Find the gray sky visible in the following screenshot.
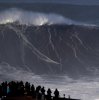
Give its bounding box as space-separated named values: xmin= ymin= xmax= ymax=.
xmin=0 ymin=0 xmax=99 ymax=5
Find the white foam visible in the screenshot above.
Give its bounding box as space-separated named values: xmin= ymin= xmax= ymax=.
xmin=0 ymin=8 xmax=78 ymax=26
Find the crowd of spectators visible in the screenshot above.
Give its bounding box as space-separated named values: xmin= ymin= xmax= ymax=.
xmin=0 ymin=81 xmax=61 ymax=100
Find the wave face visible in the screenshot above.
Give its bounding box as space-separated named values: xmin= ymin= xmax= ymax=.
xmin=0 ymin=20 xmax=99 ymax=76
xmin=0 ymin=3 xmax=99 ymax=100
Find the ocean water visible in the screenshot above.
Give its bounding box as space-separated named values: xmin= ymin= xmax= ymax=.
xmin=0 ymin=2 xmax=99 ymax=100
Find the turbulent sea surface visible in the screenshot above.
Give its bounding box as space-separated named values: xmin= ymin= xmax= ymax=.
xmin=0 ymin=2 xmax=99 ymax=100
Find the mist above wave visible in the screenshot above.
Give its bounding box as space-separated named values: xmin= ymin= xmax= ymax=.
xmin=0 ymin=8 xmax=83 ymax=26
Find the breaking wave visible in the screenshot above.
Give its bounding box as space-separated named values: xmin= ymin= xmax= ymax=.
xmin=0 ymin=8 xmax=93 ymax=26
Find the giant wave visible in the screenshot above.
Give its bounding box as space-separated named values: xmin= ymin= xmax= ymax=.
xmin=0 ymin=7 xmax=99 ymax=100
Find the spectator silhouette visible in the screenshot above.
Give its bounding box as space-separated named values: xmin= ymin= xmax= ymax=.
xmin=2 ymin=81 xmax=7 ymax=97
xmin=31 ymin=84 xmax=36 ymax=98
xmin=54 ymin=89 xmax=59 ymax=100
xmin=63 ymin=94 xmax=65 ymax=100
xmin=25 ymin=82 xmax=30 ymax=95
xmin=41 ymin=87 xmax=45 ymax=95
xmin=46 ymin=88 xmax=52 ymax=100
xmin=36 ymin=86 xmax=41 ymax=100
xmin=19 ymin=81 xmax=24 ymax=96
xmin=0 ymin=84 xmax=2 ymax=98
xmin=41 ymin=87 xmax=45 ymax=100
xmin=68 ymin=95 xmax=71 ymax=99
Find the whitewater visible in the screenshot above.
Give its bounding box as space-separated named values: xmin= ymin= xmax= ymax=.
xmin=0 ymin=8 xmax=96 ymax=27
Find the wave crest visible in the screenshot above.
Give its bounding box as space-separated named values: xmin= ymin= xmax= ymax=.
xmin=0 ymin=8 xmax=79 ymax=26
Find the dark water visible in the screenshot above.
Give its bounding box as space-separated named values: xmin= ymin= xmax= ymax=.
xmin=0 ymin=3 xmax=99 ymax=100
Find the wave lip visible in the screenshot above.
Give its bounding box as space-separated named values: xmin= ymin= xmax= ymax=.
xmin=0 ymin=8 xmax=84 ymax=26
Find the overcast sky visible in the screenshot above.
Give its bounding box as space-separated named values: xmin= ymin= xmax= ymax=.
xmin=0 ymin=0 xmax=99 ymax=5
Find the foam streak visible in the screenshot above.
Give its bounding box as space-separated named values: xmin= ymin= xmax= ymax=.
xmin=6 ymin=24 xmax=59 ymax=64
